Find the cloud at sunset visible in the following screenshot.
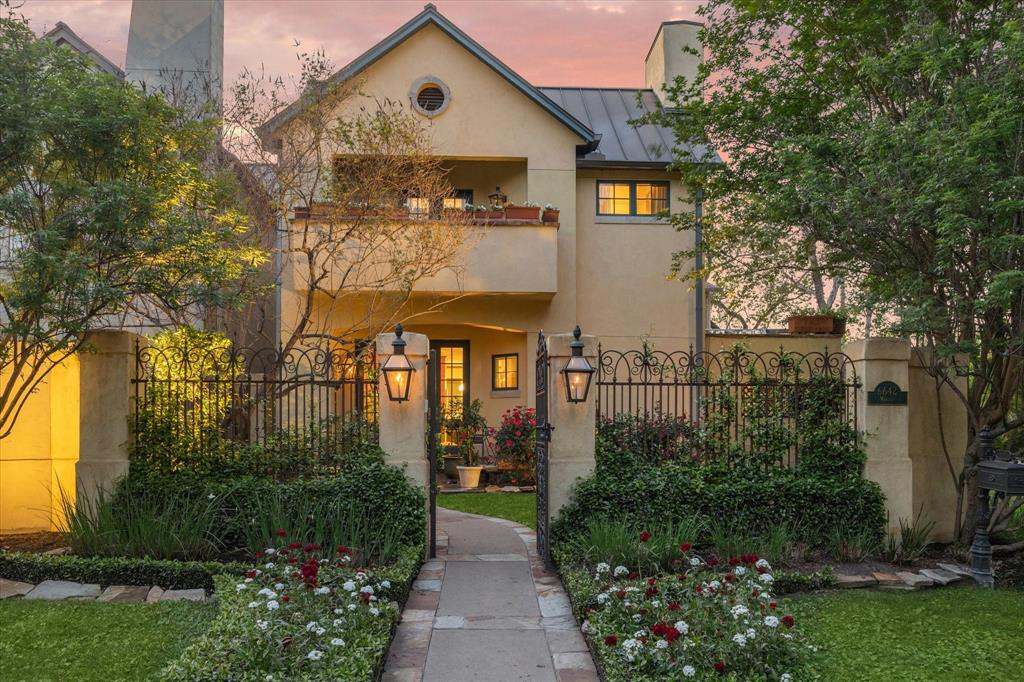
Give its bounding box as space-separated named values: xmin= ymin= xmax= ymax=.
xmin=18 ymin=0 xmax=701 ymax=89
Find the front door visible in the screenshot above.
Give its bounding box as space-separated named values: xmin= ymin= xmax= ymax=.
xmin=430 ymin=340 xmax=470 ymax=444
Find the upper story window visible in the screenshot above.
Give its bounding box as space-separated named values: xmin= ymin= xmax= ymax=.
xmin=410 ymin=76 xmax=452 ymax=118
xmin=492 ymin=353 xmax=519 ymax=391
xmin=597 ymin=180 xmax=670 ymax=217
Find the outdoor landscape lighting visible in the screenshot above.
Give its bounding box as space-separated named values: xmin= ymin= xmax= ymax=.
xmin=560 ymin=325 xmax=595 ymax=403
xmin=381 ymin=324 xmax=415 ymax=401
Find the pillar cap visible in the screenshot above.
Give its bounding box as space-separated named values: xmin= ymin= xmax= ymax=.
xmin=547 ymin=330 xmax=598 ymax=357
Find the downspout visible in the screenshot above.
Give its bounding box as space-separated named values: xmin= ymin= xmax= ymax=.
xmin=694 ymin=188 xmax=704 ymax=356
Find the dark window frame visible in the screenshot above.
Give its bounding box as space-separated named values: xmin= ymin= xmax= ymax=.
xmin=595 ymin=179 xmax=670 ymax=217
xmin=491 ymin=353 xmax=519 ymax=391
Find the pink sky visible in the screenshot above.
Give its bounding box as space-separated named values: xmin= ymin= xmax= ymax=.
xmin=20 ymin=0 xmax=701 ymax=88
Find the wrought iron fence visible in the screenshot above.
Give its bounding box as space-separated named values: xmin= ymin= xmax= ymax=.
xmin=595 ymin=345 xmax=860 ymax=468
xmin=132 ymin=340 xmax=378 ymax=477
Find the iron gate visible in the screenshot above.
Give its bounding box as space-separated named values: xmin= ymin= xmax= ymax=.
xmin=427 ymin=348 xmax=441 ymax=558
xmin=535 ymin=330 xmax=553 ymax=567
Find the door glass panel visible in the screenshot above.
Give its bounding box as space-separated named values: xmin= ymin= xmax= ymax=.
xmin=438 ymin=344 xmax=467 ymax=445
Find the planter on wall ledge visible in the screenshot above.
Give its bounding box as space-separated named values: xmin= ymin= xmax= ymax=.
xmin=831 ymin=318 xmax=847 ymax=335
xmin=456 ymin=465 xmax=483 ymax=488
xmin=504 ymin=206 xmax=541 ymax=221
xmin=472 ymin=210 xmax=505 ymax=221
xmin=542 ymin=209 xmax=560 ymax=223
xmin=787 ymin=315 xmax=835 ymax=334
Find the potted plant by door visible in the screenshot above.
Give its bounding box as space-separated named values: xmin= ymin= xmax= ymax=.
xmin=442 ymin=445 xmax=462 ymax=480
xmin=541 ymin=203 xmax=560 ymax=223
xmin=471 ymin=204 xmax=504 ymax=222
xmin=504 ymin=201 xmax=541 ymax=221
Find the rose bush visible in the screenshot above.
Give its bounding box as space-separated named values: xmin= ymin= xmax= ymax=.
xmin=489 ymin=406 xmax=536 ymax=484
xmin=577 ymin=532 xmax=810 ymax=681
xmin=162 ymin=534 xmax=420 ymax=681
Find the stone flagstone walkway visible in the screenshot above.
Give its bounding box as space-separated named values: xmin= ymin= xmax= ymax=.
xmin=382 ymin=508 xmax=597 ymax=682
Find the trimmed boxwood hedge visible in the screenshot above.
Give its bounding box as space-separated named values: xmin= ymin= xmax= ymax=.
xmin=552 ymin=463 xmax=886 ymax=547
xmin=0 ymin=552 xmax=248 ymax=590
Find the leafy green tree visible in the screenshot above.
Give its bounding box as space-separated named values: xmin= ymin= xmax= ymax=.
xmin=652 ymin=0 xmax=1024 ymax=543
xmin=0 ymin=12 xmax=264 ymax=439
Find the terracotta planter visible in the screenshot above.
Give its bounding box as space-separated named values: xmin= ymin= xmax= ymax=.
xmin=293 ymin=206 xmax=311 ymax=219
xmin=387 ymin=207 xmax=410 ymax=220
xmin=456 ymin=465 xmax=483 ymax=488
xmin=542 ymin=209 xmax=560 ymax=223
xmin=787 ymin=315 xmax=834 ymax=334
xmin=504 ymin=206 xmax=541 ymax=221
xmin=831 ymin=318 xmax=847 ymax=335
xmin=472 ymin=210 xmax=504 ymax=222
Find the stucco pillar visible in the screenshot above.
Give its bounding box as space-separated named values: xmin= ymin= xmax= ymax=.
xmin=846 ymin=338 xmax=914 ymax=534
xmin=545 ymin=330 xmax=598 ymax=520
xmin=76 ymin=330 xmax=140 ymax=508
xmin=376 ymin=330 xmax=430 ymax=550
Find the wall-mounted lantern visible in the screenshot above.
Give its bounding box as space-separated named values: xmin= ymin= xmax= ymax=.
xmin=560 ymin=325 xmax=595 ymax=403
xmin=488 ymin=185 xmax=508 ymax=208
xmin=381 ymin=323 xmax=415 ymax=402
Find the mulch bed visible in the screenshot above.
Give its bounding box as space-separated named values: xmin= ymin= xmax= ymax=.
xmin=0 ymin=532 xmax=66 ymax=554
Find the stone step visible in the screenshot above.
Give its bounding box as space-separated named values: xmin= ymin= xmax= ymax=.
xmin=98 ymin=585 xmax=150 ymax=603
xmin=937 ymin=562 xmax=972 ymax=578
xmin=871 ymin=572 xmax=904 ymax=587
xmin=0 ymin=578 xmax=34 ymax=599
xmin=896 ymin=572 xmax=935 ymax=589
xmin=161 ymin=588 xmax=207 ymax=602
xmin=146 ymin=586 xmax=165 ymax=603
xmin=24 ymin=580 xmax=101 ymax=600
xmin=836 ymin=574 xmax=877 ymax=588
xmin=919 ymin=568 xmax=962 ymax=586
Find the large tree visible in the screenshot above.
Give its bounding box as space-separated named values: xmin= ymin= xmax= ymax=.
xmin=0 ymin=12 xmax=263 ymax=439
xmin=654 ymin=0 xmax=1024 ymax=544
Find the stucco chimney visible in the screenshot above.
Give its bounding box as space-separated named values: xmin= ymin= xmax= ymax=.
xmin=125 ymin=0 xmax=224 ymax=117
xmin=644 ymin=20 xmax=703 ymax=105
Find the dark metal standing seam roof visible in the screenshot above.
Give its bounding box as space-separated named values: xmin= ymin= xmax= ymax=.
xmin=540 ymin=87 xmax=712 ymax=166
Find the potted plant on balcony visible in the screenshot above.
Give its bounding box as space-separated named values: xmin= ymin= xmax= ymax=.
xmin=471 ymin=204 xmax=504 ymax=222
xmin=786 ymin=307 xmax=848 ymax=334
xmin=452 ymin=399 xmax=487 ymax=488
xmin=541 ymin=203 xmax=560 ymax=223
xmin=504 ymin=201 xmax=541 ymax=221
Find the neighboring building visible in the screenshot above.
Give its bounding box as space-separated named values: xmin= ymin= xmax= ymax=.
xmin=41 ymin=21 xmax=124 ymax=78
xmin=259 ymin=4 xmax=710 ymax=427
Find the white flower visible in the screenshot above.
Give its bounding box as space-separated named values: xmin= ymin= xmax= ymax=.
xmin=315 ymin=627 xmax=326 ymax=636
xmin=632 ymin=614 xmax=642 ymax=622
xmin=580 ymin=620 xmax=591 ymax=634
xmin=248 ymin=601 xmax=260 ymax=609
xmin=746 ymin=628 xmax=757 ymax=639
xmin=236 ymin=583 xmax=248 ymax=592
xmin=258 ymin=588 xmax=277 ymax=599
xmin=369 ymin=607 xmax=380 ymax=616
xmin=314 ymin=586 xmax=330 ymax=595
xmin=622 ymin=639 xmax=642 ymax=652
xmin=256 ymin=620 xmax=269 ymax=630
xmin=264 ymin=562 xmax=275 ymax=569
xmin=334 ymin=608 xmax=344 ymax=615
xmin=650 ymin=600 xmax=661 ymax=608
xmin=381 ymin=580 xmax=391 ymax=589
xmin=597 ymin=593 xmax=610 ymax=604
xmin=207 ymin=493 xmax=215 ymax=499
xmin=674 ymin=621 xmax=689 ymax=635
xmin=656 ymin=639 xmax=669 ymax=649
xmin=781 ymin=675 xmax=792 ymax=682
xmin=266 ymin=600 xmax=279 ymax=610
xmin=755 ymin=558 xmax=771 ymax=570
xmin=274 ymin=582 xmax=285 ymax=591
xmin=689 ymin=557 xmax=701 ymax=566
xmin=306 ymin=650 xmax=324 ymax=661
xmin=733 ymin=633 xmax=747 ymax=647
xmin=710 ymin=580 xmax=721 ymax=590
xmin=614 ymin=565 xmax=629 ymax=577
xmin=682 ymin=665 xmax=696 ymax=677
xmin=764 ymin=616 xmax=780 ymax=628
xmin=731 ymin=605 xmax=750 ymax=618
xmin=306 ymin=621 xmax=320 ymax=632
xmin=332 ymin=618 xmax=345 ymax=627
xmin=342 ymin=581 xmax=356 ymax=592
xmin=265 ymin=549 xmax=275 ymax=555
xmin=265 ymin=675 xmax=273 ymax=681
xmin=347 ymin=604 xmax=357 ymax=611
xmin=359 ymin=585 xmax=374 ymax=594
xmin=735 ymin=566 xmax=747 ymax=576
xmin=595 ymin=562 xmax=610 ymax=574
xmin=331 ymin=638 xmax=345 ymax=646
xmin=759 ymin=573 xmax=775 ymax=584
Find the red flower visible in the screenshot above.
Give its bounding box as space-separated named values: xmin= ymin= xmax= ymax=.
xmin=724 ymin=573 xmax=734 ymax=583
xmin=254 ymin=551 xmax=264 ymax=559
xmin=604 ymin=635 xmax=617 ymax=646
xmin=644 ymin=586 xmax=658 ymax=598
xmin=665 ymin=626 xmax=680 ymax=643
xmin=288 ymin=542 xmax=302 ymax=550
xmin=769 ymin=601 xmax=778 ymax=610
xmin=276 ymin=528 xmax=287 ymax=537
xmin=707 ymin=557 xmax=719 ymax=568
xmin=651 ymin=622 xmax=668 ymax=637
xmin=728 ymin=556 xmax=739 ymax=566
xmin=287 ymin=558 xmax=297 ymax=565
xmin=246 ymin=569 xmax=258 ymax=578
xmin=782 ymin=614 xmax=795 ymax=628
xmin=714 ymin=661 xmax=726 ymax=673
xmin=647 ymin=577 xmax=657 ymax=586
xmin=282 ymin=595 xmax=290 ymax=603
xmin=680 ymin=543 xmax=692 ymax=552
xmin=677 ymin=574 xmax=687 ymax=582
xmin=336 ymin=545 xmax=352 ymax=555
xmin=616 ymin=590 xmax=626 ymax=600
xmin=639 ymin=531 xmax=651 ymax=543
xmin=668 ymin=601 xmax=681 ymax=611
xmin=303 ymin=544 xmax=321 ymax=552
xmin=627 ymin=571 xmax=640 ymax=580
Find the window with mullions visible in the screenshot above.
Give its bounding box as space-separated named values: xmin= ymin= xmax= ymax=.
xmin=597 ymin=180 xmax=670 ymax=216
xmin=492 ymin=353 xmax=519 ymax=391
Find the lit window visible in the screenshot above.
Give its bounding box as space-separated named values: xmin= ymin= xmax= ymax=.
xmin=407 ymin=197 xmax=430 ymax=215
xmin=597 ymin=180 xmax=670 ymax=217
xmin=598 ymin=182 xmax=631 ymax=215
xmin=443 ymin=197 xmax=464 ymax=210
xmin=492 ymin=353 xmax=518 ymax=391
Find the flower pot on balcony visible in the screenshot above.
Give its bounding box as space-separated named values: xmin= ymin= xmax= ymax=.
xmin=472 ymin=210 xmax=504 ymax=222
xmin=831 ymin=318 xmax=847 ymax=335
xmin=456 ymin=465 xmax=483 ymax=488
xmin=541 ymin=209 xmax=560 ymax=223
xmin=787 ymin=314 xmax=834 ymax=334
xmin=504 ymin=205 xmax=541 ymax=221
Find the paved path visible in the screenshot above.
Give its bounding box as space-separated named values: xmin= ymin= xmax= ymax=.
xmin=381 ymin=508 xmax=598 ymax=682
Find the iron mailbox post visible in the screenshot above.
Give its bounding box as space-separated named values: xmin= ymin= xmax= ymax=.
xmin=970 ymin=427 xmax=1024 ymax=587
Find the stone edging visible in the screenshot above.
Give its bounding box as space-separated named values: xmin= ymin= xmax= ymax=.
xmin=833 ymin=562 xmax=974 ymax=590
xmin=0 ymin=577 xmax=208 ymax=603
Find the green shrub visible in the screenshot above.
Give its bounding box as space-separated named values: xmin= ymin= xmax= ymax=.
xmin=558 ymin=517 xmax=704 ymax=573
xmin=119 ymin=458 xmax=425 ymax=565
xmin=552 ymin=464 xmax=886 ymax=551
xmin=0 ymin=551 xmax=248 ymax=590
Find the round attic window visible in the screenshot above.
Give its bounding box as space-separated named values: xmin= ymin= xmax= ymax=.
xmin=410 ymin=76 xmax=451 ymax=118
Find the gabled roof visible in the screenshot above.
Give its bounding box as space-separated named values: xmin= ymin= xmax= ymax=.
xmin=540 ymin=87 xmax=715 ymax=166
xmin=42 ymin=21 xmax=124 ymax=78
xmin=258 ymin=4 xmax=595 ymax=144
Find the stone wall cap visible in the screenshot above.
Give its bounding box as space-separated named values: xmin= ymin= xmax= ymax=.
xmin=845 ymin=337 xmax=911 ymax=362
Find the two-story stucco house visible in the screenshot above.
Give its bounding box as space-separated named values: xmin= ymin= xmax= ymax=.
xmin=259 ymin=4 xmax=708 ymax=427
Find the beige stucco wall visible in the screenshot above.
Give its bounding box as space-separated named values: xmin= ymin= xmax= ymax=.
xmin=0 ymin=358 xmax=80 ymax=533
xmin=705 ymin=333 xmax=844 ymax=357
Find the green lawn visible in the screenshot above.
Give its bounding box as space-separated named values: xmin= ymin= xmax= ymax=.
xmin=0 ymin=599 xmax=217 ymax=682
xmin=437 ymin=492 xmax=536 ymax=529
xmin=795 ymin=587 xmax=1024 ymax=681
